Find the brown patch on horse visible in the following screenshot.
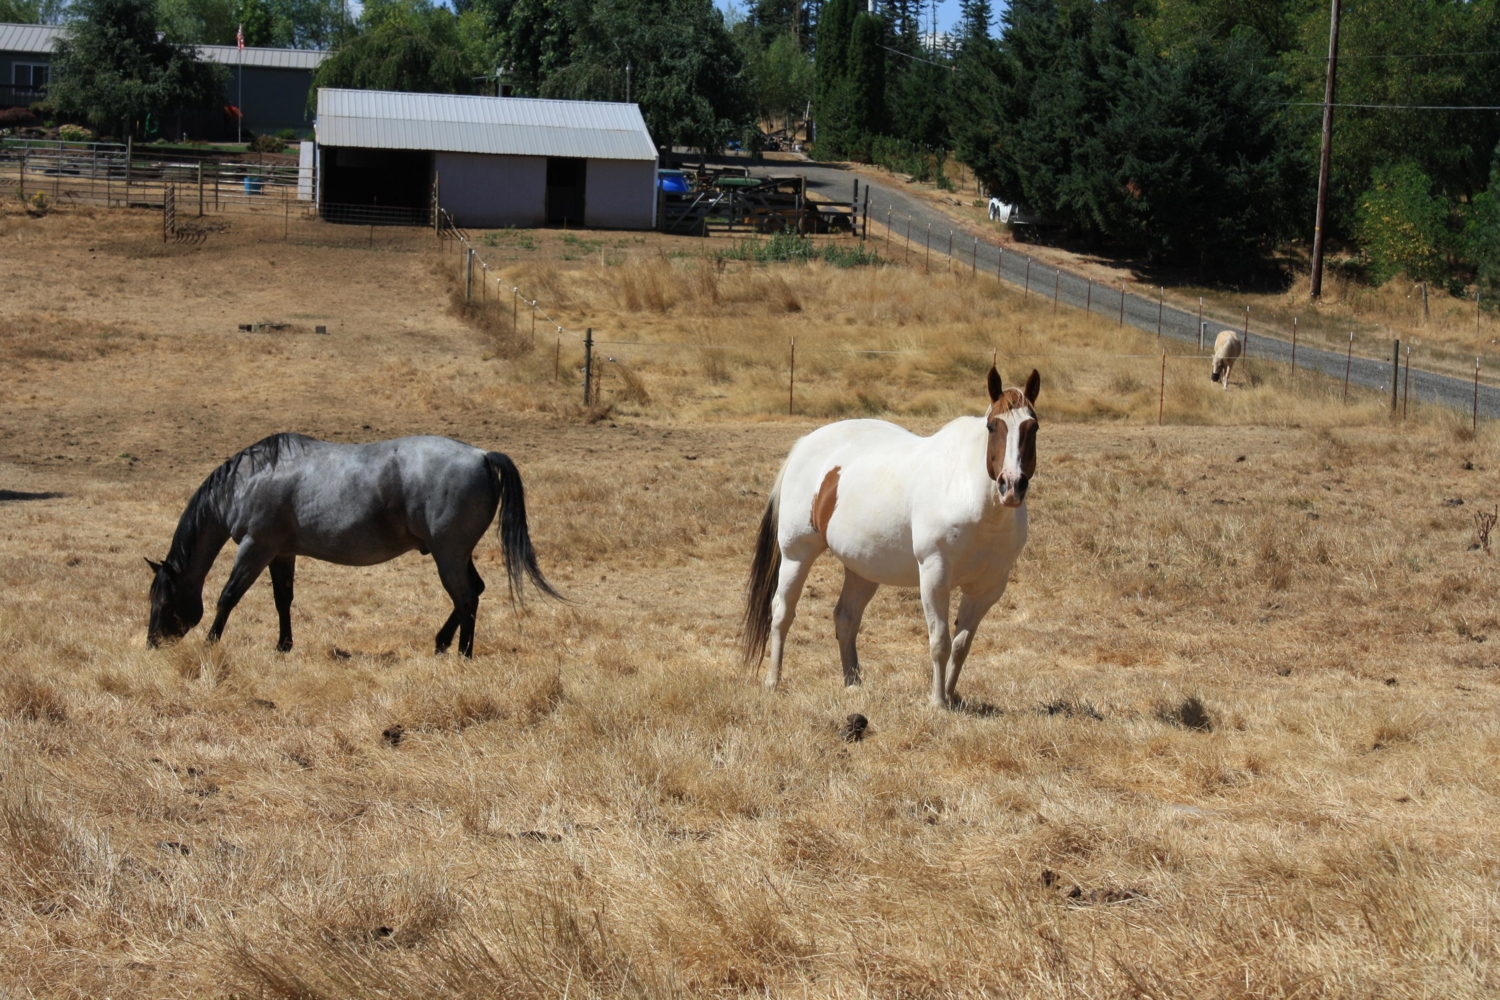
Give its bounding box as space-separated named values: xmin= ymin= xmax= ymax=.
xmin=989 ymin=388 xmax=1029 ymax=415
xmin=812 ymin=466 xmax=841 ymax=536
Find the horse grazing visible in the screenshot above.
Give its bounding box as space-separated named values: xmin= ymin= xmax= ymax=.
xmin=742 ymin=368 xmax=1040 ymax=708
xmin=1210 ymin=330 xmax=1242 ymax=389
xmin=147 ymin=433 xmax=559 ymax=657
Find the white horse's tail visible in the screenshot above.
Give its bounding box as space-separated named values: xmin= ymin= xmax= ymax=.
xmin=740 ymin=463 xmax=786 ymax=665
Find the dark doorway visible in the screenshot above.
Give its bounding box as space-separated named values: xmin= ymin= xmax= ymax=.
xmin=320 ymin=147 xmax=434 ymax=221
xmin=546 ymin=157 xmax=586 ymax=225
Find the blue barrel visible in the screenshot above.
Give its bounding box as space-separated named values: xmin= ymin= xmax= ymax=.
xmin=243 ymin=175 xmax=265 ymax=195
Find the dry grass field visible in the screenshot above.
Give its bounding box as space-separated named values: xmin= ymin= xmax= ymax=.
xmin=4 ymin=203 xmax=1500 ymax=998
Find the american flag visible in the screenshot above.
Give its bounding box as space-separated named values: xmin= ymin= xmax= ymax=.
xmin=236 ymin=24 xmax=244 ymax=49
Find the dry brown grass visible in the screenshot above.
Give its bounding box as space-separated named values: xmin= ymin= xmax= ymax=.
xmin=3 ymin=203 xmax=1500 ymax=997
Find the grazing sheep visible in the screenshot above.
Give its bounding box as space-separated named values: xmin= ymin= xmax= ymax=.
xmin=1210 ymin=330 xmax=1242 ymax=389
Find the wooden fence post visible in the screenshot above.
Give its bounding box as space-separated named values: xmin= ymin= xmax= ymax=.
xmin=584 ymin=328 xmax=593 ymax=405
xmin=1391 ymin=340 xmax=1400 ymax=412
xmin=1158 ymin=352 xmax=1166 ymax=425
xmin=1343 ymin=331 xmax=1354 ymax=402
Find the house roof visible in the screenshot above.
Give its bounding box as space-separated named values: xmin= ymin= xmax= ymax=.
xmin=315 ymin=88 xmax=658 ymax=162
xmin=0 ymin=21 xmax=327 ymax=70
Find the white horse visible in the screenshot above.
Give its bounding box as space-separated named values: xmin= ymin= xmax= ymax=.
xmin=741 ymin=368 xmax=1040 ymax=708
xmin=1210 ymin=330 xmax=1242 ymax=389
xmin=988 ymin=197 xmax=1015 ymax=224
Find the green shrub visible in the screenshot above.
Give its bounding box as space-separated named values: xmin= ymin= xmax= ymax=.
xmin=1465 ymin=156 xmax=1500 ymax=309
xmin=57 ymin=124 xmax=92 ymax=142
xmin=275 ymin=128 xmax=298 ymax=141
xmin=248 ymin=133 xmax=286 ymax=153
xmin=1354 ymin=162 xmax=1453 ymax=286
xmin=717 ymin=232 xmax=881 ymax=267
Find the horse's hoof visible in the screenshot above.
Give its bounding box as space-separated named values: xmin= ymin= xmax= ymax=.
xmin=276 ymin=640 xmax=292 ymax=653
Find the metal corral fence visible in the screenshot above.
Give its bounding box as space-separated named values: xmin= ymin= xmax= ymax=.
xmin=2 ymin=138 xmax=443 ymax=249
xmin=1 ymin=138 xmax=301 ymax=210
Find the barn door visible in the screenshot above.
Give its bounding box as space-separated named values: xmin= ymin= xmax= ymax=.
xmin=545 ymin=157 xmax=586 ymax=225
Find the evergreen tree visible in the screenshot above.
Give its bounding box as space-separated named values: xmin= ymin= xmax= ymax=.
xmin=470 ymin=0 xmax=749 ymax=149
xmin=1107 ymin=29 xmax=1307 ymax=267
xmin=958 ymin=0 xmax=993 ymax=40
xmin=846 ymin=10 xmax=885 ymax=137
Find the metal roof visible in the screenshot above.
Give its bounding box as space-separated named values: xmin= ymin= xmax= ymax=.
xmin=0 ymin=22 xmax=326 ymax=69
xmin=316 ymin=88 xmax=658 ymax=161
xmin=0 ymin=21 xmax=62 ymax=53
xmin=198 ymin=44 xmax=326 ymax=70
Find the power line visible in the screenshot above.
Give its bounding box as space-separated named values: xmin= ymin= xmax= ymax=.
xmin=1282 ymin=49 xmax=1500 ymax=60
xmin=1284 ymin=101 xmax=1500 ymax=110
xmin=880 ymin=44 xmax=954 ymax=71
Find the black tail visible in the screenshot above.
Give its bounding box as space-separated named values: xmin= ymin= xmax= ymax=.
xmin=486 ymin=452 xmax=563 ymax=604
xmin=740 ymin=487 xmax=782 ymax=665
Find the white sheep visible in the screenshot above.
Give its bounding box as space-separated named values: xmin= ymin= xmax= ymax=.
xmin=1210 ymin=330 xmax=1242 ymax=390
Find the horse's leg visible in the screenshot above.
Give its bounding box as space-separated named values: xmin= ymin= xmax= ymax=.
xmin=946 ymin=584 xmax=1006 ymax=705
xmin=433 ymin=555 xmax=480 ymax=657
xmin=833 ymin=567 xmax=878 ymax=688
xmin=206 ymin=538 xmax=278 ymax=645
xmin=459 ymin=561 xmax=486 ymax=658
xmin=766 ymin=548 xmax=819 ymax=691
xmin=918 ymin=558 xmax=953 ymax=709
xmin=269 ymin=554 xmax=296 ymax=653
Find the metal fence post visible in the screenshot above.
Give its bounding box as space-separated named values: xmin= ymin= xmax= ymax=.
xmin=198 ymin=162 xmax=204 ymax=217
xmin=465 ymin=247 xmax=474 ymax=301
xmin=789 ymin=336 xmax=795 ymax=416
xmin=1119 ymin=283 xmax=1125 ymax=326
xmin=1024 ymin=257 xmax=1031 ymax=299
xmin=584 ymin=328 xmax=594 ymax=405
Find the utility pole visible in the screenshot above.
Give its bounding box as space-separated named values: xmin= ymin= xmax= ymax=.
xmin=1309 ymin=0 xmax=1342 ymax=299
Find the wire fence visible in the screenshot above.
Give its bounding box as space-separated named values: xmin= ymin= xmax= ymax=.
xmin=437 ymin=208 xmax=1489 ymax=427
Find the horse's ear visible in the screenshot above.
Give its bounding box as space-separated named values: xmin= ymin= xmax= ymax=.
xmin=987 ymin=366 xmax=1002 ymax=403
xmin=1024 ymin=369 xmax=1040 ymax=405
xmin=145 ymin=557 xmax=162 ymax=573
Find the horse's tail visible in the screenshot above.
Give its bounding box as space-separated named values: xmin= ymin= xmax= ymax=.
xmin=740 ymin=464 xmax=785 ymax=665
xmin=485 ymin=452 xmax=563 ymax=604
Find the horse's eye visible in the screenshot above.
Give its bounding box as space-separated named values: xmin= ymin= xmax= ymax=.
xmin=986 ymin=422 xmax=995 ymax=433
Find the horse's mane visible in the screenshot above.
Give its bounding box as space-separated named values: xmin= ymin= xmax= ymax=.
xmin=164 ymin=433 xmax=313 ymax=571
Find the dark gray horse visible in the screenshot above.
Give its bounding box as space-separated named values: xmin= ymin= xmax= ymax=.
xmin=147 ymin=433 xmax=558 ymax=657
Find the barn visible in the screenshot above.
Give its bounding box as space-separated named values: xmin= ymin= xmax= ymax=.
xmin=314 ymin=88 xmax=659 ymax=230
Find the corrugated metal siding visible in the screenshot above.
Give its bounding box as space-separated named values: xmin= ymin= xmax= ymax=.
xmin=0 ymin=23 xmax=326 ymax=69
xmin=317 ymin=89 xmax=657 ymax=162
xmin=584 ymin=158 xmax=655 ymax=230
xmin=436 ymin=152 xmax=548 ymax=228
xmin=0 ymin=22 xmax=62 ymax=53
